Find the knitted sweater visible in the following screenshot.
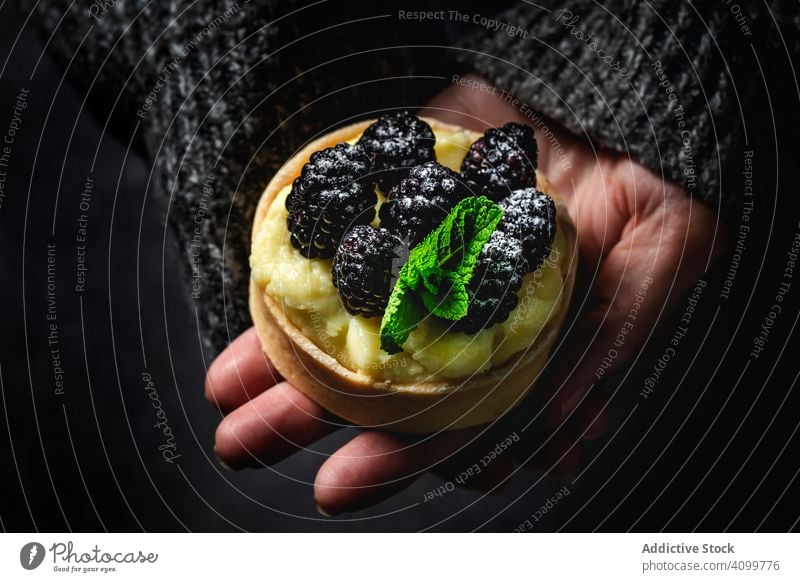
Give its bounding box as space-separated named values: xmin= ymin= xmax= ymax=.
xmin=18 ymin=0 xmax=800 ymax=354
xmin=457 ymin=1 xmax=800 ymax=216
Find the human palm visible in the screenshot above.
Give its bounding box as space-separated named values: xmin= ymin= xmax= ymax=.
xmin=206 ymin=75 xmax=724 ymax=516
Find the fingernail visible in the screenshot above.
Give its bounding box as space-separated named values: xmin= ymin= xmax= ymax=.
xmin=315 ymin=502 xmax=335 ymax=518
xmin=214 ymin=447 xmax=239 ymax=472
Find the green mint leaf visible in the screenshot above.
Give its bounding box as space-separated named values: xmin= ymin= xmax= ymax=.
xmin=379 ymin=196 xmax=503 ymax=353
xmin=379 ymin=279 xmax=424 ymax=354
xmin=421 ymin=274 xmax=468 ymax=320
xmin=419 ymin=196 xmax=502 ymax=320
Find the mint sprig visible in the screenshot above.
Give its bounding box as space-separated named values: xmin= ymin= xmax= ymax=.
xmin=379 ymin=196 xmax=503 ymax=354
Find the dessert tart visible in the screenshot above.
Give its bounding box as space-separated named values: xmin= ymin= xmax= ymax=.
xmin=249 ymin=112 xmax=576 ymax=433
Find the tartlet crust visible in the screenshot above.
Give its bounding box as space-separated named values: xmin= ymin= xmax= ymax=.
xmin=249 ymin=118 xmax=577 ymax=433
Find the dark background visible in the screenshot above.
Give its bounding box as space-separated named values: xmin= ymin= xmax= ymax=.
xmin=1 ymin=4 xmax=799 ymax=532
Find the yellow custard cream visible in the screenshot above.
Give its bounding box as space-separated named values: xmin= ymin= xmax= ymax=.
xmin=250 ymin=128 xmax=567 ymax=383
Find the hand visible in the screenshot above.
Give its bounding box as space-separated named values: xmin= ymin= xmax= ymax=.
xmin=207 ymin=74 xmax=726 ymax=516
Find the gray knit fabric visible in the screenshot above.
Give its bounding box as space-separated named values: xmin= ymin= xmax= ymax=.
xmin=16 ymin=0 xmax=800 ymax=354
xmin=458 ymin=1 xmax=800 ymax=216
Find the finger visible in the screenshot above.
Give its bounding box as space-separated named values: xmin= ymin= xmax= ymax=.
xmin=214 ymin=381 xmax=332 ymax=470
xmin=205 ymin=327 xmax=282 ymax=413
xmin=543 ymin=179 xmax=724 ymax=427
xmin=314 ymin=429 xmax=478 ymax=516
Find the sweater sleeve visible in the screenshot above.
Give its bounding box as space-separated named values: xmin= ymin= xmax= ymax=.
xmin=456 ymin=1 xmax=800 ymax=217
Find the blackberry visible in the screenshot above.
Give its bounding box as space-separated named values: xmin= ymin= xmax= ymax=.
xmin=460 ymin=122 xmax=538 ymax=201
xmin=358 ymin=111 xmax=436 ymax=191
xmin=286 ymin=143 xmax=376 ymax=258
xmin=498 ymin=188 xmax=557 ymax=272
xmin=454 ymin=230 xmax=529 ymax=334
xmin=332 ymin=226 xmax=403 ymax=318
xmin=379 ymin=161 xmax=469 ymax=247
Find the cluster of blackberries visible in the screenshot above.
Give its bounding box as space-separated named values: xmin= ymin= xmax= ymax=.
xmin=285 ymin=111 xmax=555 ymax=331
xmin=285 ymin=143 xmax=375 ymax=259
xmin=286 ymin=111 xmax=436 ymax=259
xmin=460 ymin=122 xmax=538 ymax=201
xmin=331 ymin=226 xmax=402 ymax=318
xmin=379 ymin=161 xmax=469 ymax=247
xmin=455 ymin=189 xmax=556 ymax=332
xmin=358 ymin=110 xmax=436 ymax=191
